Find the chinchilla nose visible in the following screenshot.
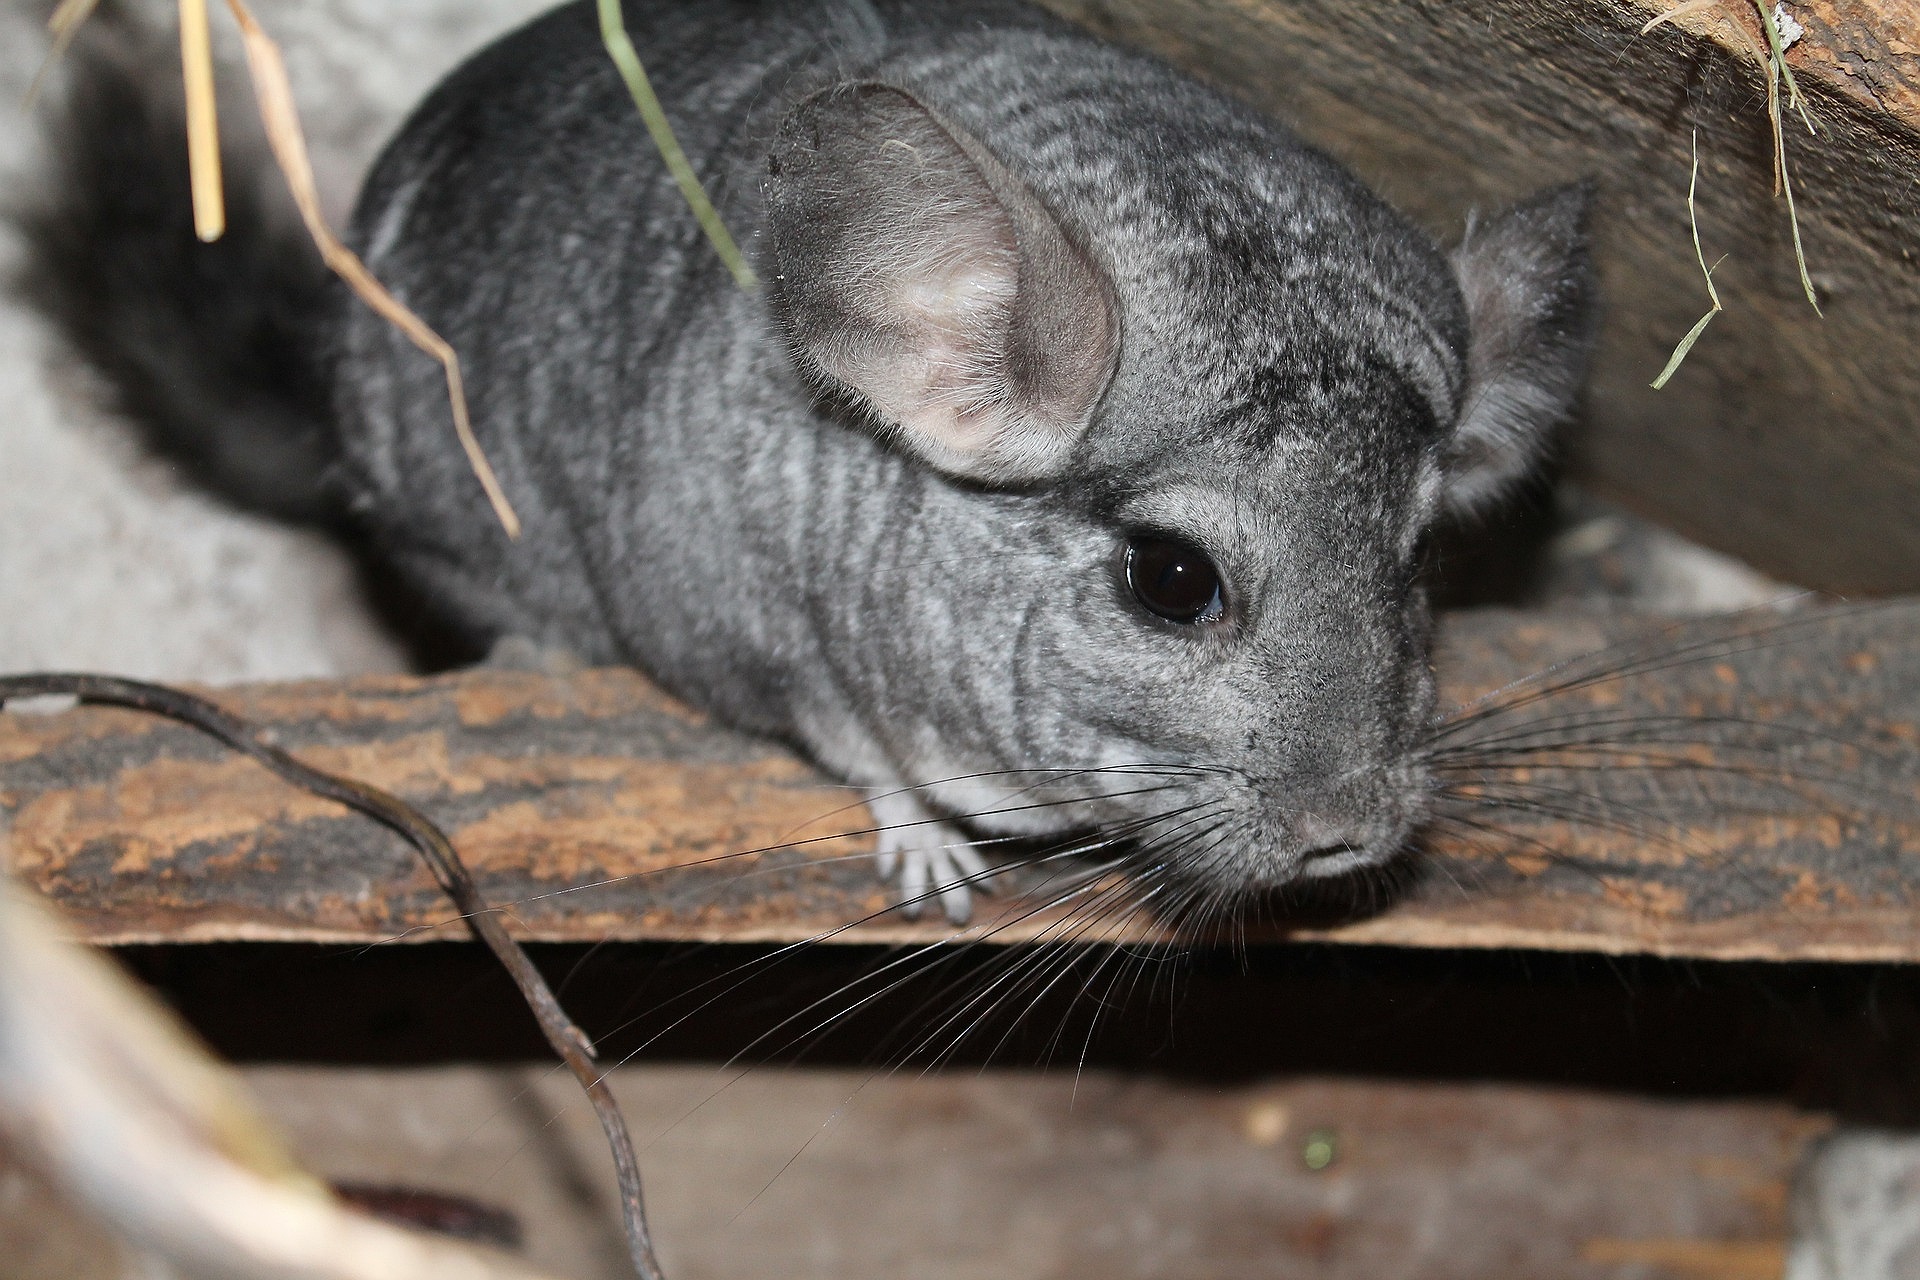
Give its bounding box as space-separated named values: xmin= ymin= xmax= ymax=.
xmin=1260 ymin=762 xmax=1417 ymax=872
xmin=1290 ymin=810 xmax=1371 ymax=862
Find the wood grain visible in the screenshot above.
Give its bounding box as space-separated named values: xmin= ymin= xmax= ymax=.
xmin=248 ymin=1067 xmax=1829 ymax=1280
xmin=3 ymin=604 xmax=1917 ymax=959
xmin=1 ymin=1063 xmax=1828 ymax=1280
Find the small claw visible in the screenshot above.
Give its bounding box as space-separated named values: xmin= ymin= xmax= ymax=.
xmin=950 ymin=841 xmax=993 ymax=895
xmin=938 ymin=873 xmax=973 ymax=924
xmin=899 ymin=852 xmax=929 ymax=920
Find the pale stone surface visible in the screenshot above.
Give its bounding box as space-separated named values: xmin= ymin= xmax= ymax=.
xmin=1788 ymin=1131 xmax=1920 ymax=1280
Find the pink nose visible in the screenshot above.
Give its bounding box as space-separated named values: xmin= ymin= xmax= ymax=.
xmin=1290 ymin=812 xmax=1367 ymax=861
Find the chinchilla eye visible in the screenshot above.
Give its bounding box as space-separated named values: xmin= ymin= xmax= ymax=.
xmin=1125 ymin=536 xmax=1225 ymax=624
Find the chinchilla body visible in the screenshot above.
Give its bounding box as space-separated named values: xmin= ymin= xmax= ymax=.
xmin=26 ymin=0 xmax=1596 ymax=916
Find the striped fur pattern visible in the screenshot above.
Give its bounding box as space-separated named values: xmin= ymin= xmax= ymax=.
xmin=29 ymin=0 xmax=1595 ymax=921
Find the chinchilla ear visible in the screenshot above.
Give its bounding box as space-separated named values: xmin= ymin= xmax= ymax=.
xmin=1442 ymin=181 xmax=1597 ymax=513
xmin=765 ymin=82 xmax=1118 ymax=485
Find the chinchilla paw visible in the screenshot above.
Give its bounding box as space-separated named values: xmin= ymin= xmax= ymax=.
xmin=480 ymin=634 xmax=585 ymax=675
xmin=867 ymin=789 xmax=995 ymax=924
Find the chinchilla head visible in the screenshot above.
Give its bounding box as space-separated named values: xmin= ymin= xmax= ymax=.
xmin=765 ymin=74 xmax=1595 ymax=902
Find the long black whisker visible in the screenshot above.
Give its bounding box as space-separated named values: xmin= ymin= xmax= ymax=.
xmin=1426 ymin=602 xmax=1850 ymax=742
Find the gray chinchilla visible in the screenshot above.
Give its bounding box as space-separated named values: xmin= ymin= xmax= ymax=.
xmin=23 ymin=0 xmax=1595 ymax=922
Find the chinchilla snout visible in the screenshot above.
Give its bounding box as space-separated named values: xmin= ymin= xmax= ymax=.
xmin=1240 ymin=752 xmax=1431 ymax=888
xmin=1209 ymin=626 xmax=1437 ymax=892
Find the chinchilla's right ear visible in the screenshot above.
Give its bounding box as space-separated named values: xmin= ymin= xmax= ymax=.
xmin=764 ymin=82 xmax=1118 ymax=485
xmin=1442 ymin=181 xmax=1598 ymax=513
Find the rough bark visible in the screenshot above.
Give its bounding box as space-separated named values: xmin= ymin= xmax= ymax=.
xmin=4 ymin=604 xmax=1917 ymax=960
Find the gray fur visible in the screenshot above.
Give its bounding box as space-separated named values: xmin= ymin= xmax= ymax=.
xmin=38 ymin=0 xmax=1597 ymax=917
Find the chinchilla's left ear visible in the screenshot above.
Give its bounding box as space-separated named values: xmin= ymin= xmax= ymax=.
xmin=764 ymin=82 xmax=1118 ymax=486
xmin=1442 ymin=181 xmax=1598 ymax=513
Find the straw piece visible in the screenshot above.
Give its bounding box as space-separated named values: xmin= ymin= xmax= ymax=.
xmin=1640 ymin=0 xmax=1721 ymax=35
xmin=177 ymin=0 xmax=224 ymax=241
xmin=1748 ymin=0 xmax=1822 ymax=313
xmin=23 ymin=0 xmax=100 ymax=108
xmin=1651 ymin=134 xmax=1724 ymax=389
xmin=220 ymin=0 xmax=523 ymax=538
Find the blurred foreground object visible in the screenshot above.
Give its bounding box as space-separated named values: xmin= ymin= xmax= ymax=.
xmin=1788 ymin=1131 xmax=1920 ymax=1280
xmin=0 ymin=862 xmax=560 ymax=1280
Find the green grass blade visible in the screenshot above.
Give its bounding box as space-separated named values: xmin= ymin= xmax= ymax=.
xmin=597 ymin=0 xmax=757 ymax=289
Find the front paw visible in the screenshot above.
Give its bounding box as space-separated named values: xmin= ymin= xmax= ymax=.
xmin=480 ymin=634 xmax=584 ymax=675
xmin=867 ymin=790 xmax=994 ymax=924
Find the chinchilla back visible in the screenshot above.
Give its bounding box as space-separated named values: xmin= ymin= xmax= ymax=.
xmin=332 ymin=0 xmax=1467 ymax=743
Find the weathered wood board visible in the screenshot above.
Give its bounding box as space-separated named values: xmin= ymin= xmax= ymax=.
xmin=4 ymin=604 xmax=1917 ymax=960
xmin=0 ymin=1065 xmax=1821 ymax=1280
xmin=1040 ymin=0 xmax=1920 ymax=593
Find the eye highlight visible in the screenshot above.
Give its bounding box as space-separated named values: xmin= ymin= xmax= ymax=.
xmin=1125 ymin=536 xmax=1225 ymax=624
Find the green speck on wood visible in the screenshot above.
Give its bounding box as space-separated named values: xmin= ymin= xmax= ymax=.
xmin=1302 ymin=1129 xmax=1338 ymax=1171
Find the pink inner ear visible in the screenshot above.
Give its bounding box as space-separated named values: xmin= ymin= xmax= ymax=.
xmin=859 ymin=245 xmax=1020 ymax=441
xmin=769 ymin=82 xmax=1118 ymax=484
xmin=890 ymin=260 xmax=1018 ymax=335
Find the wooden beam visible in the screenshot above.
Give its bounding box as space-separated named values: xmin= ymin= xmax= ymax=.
xmin=3 ymin=1062 xmax=1829 ymax=1279
xmin=1040 ymin=0 xmax=1920 ymax=593
xmin=3 ymin=604 xmax=1918 ymax=960
xmin=248 ymin=1066 xmax=1830 ymax=1280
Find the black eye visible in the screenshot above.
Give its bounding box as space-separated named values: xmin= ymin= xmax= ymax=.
xmin=1125 ymin=536 xmax=1225 ymax=624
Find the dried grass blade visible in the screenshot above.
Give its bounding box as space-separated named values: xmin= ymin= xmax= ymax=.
xmin=1752 ymin=0 xmax=1818 ymax=131
xmin=1640 ymin=0 xmax=1722 ymax=36
xmin=1749 ymin=0 xmax=1822 ymax=310
xmin=1652 ymin=133 xmax=1725 ymax=389
xmin=23 ymin=0 xmax=101 ymax=107
xmin=1650 ymin=308 xmax=1720 ymax=389
xmin=1643 ymin=2 xmax=1821 ymax=315
xmin=220 ymin=0 xmax=523 ymax=538
xmin=1777 ymin=145 xmax=1821 ymax=314
xmin=596 ymin=0 xmax=756 ymax=289
xmin=178 ymin=0 xmax=225 ymax=242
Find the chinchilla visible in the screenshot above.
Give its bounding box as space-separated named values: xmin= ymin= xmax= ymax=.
xmin=21 ymin=0 xmax=1594 ymax=922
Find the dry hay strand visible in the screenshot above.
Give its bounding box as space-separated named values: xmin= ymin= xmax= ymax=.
xmin=1642 ymin=0 xmax=1827 ymax=384
xmin=32 ymin=2 xmax=759 ymax=538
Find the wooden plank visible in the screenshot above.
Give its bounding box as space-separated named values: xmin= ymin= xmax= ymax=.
xmin=234 ymin=1068 xmax=1836 ymax=1280
xmin=3 ymin=604 xmax=1918 ymax=959
xmin=1041 ymin=0 xmax=1920 ymax=594
xmin=4 ymin=1065 xmax=1826 ymax=1280
xmin=0 ymin=1063 xmax=1831 ymax=1279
